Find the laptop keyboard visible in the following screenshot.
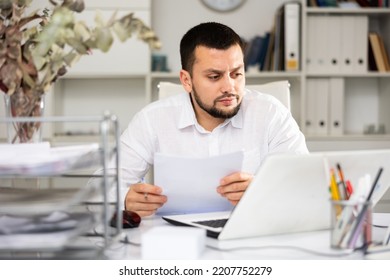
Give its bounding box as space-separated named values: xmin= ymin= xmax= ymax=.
xmin=193 ymin=218 xmax=228 ymax=228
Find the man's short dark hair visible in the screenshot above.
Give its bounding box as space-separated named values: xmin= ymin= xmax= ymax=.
xmin=180 ymin=22 xmax=244 ymax=74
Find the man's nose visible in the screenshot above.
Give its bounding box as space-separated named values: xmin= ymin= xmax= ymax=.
xmin=220 ymin=75 xmax=234 ymax=93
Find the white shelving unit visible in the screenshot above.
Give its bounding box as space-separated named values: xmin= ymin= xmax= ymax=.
xmin=303 ymin=4 xmax=390 ymax=152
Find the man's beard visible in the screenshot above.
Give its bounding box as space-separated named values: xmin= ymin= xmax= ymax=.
xmin=192 ymin=86 xmax=241 ymax=119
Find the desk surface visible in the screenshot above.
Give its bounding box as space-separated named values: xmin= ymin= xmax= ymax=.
xmin=102 ymin=213 xmax=390 ymax=260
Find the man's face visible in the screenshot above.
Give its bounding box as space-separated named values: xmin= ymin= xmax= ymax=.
xmin=187 ymin=44 xmax=245 ymax=120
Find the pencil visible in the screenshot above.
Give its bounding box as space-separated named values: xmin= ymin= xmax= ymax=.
xmin=330 ymin=168 xmax=341 ymax=201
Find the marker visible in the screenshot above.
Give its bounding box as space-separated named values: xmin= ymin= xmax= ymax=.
xmin=336 ymin=163 xmax=348 ymax=200
xmin=346 ymin=180 xmax=354 ymax=197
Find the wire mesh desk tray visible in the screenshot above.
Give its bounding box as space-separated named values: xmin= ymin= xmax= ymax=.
xmin=0 ymin=113 xmax=123 ymax=259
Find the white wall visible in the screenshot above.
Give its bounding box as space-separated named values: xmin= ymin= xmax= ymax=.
xmin=152 ymin=0 xmax=286 ymax=72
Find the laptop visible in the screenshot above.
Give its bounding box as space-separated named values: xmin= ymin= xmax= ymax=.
xmin=162 ymin=153 xmax=330 ymax=240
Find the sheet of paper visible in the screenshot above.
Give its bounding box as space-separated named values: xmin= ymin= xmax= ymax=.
xmin=0 ymin=212 xmax=94 ymax=250
xmin=154 ymin=151 xmax=244 ymax=215
xmin=0 ymin=142 xmax=100 ymax=175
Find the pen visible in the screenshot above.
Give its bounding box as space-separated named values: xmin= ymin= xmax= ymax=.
xmin=336 ymin=163 xmax=348 ymax=200
xmin=347 ymin=167 xmax=383 ymax=248
xmin=330 ymin=168 xmax=341 ymax=201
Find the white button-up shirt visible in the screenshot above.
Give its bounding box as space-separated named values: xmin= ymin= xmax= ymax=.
xmin=119 ymin=88 xmax=308 ymax=189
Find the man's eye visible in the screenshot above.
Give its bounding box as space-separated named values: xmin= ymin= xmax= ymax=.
xmin=209 ymin=75 xmax=220 ymax=80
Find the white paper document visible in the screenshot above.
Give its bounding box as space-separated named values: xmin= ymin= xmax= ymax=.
xmin=0 ymin=142 xmax=100 ymax=175
xmin=0 ymin=211 xmax=94 ymax=250
xmin=154 ymin=151 xmax=244 ymax=215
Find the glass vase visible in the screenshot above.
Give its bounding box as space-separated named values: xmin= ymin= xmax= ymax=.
xmin=3 ymin=92 xmax=45 ymax=144
xmin=3 ymin=92 xmax=45 ymax=189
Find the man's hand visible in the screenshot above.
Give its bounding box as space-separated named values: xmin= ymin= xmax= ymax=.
xmin=217 ymin=172 xmax=254 ymax=205
xmin=125 ymin=183 xmax=167 ymax=217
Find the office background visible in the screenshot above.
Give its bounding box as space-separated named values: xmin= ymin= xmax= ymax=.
xmin=2 ymin=1 xmax=390 ymax=261
xmin=1 ymin=0 xmax=390 ymax=210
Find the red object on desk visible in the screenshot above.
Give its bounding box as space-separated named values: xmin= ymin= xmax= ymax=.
xmin=346 ymin=180 xmax=354 ymax=199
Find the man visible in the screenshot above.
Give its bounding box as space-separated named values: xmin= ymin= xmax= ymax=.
xmin=121 ymin=22 xmax=308 ymax=217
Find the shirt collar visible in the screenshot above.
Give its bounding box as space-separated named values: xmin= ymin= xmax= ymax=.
xmin=178 ymin=93 xmax=244 ymax=130
xmin=178 ymin=94 xmax=196 ymax=129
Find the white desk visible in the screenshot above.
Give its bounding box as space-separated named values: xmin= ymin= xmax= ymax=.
xmin=103 ymin=213 xmax=390 ymax=260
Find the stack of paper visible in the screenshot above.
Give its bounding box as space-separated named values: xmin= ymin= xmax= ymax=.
xmin=0 ymin=211 xmax=94 ymax=250
xmin=0 ymin=186 xmax=97 ymax=216
xmin=0 ymin=142 xmax=101 ymax=175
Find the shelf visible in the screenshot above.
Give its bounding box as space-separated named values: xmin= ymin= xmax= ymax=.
xmin=306 ymin=134 xmax=390 ymax=141
xmin=306 ymin=7 xmax=390 ymax=15
xmin=245 ymin=71 xmax=302 ymax=78
xmin=306 ymin=72 xmax=390 ymax=78
xmin=150 ymin=72 xmax=179 ymax=78
xmin=61 ymin=73 xmax=148 ymax=79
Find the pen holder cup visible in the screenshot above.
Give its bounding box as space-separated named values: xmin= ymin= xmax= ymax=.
xmin=330 ymin=199 xmax=372 ymax=250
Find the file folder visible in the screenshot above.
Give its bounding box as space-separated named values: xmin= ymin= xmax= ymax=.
xmin=352 ymin=16 xmax=368 ymax=73
xmin=305 ymin=79 xmax=329 ymax=136
xmin=329 ymin=78 xmax=345 ymax=136
xmin=326 ymin=16 xmax=342 ymax=73
xmin=305 ymin=15 xmax=316 ymax=73
xmin=284 ymin=2 xmax=300 ymax=71
xmin=305 ymin=79 xmax=317 ymax=135
xmin=307 ymin=15 xmax=328 ymax=73
xmin=340 ymin=16 xmax=355 ymax=73
xmin=315 ymin=78 xmax=329 ymax=136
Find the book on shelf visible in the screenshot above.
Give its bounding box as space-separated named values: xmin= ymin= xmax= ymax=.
xmin=263 ymin=29 xmax=275 ymax=71
xmin=316 ymin=0 xmax=327 ymax=6
xmin=370 ymin=0 xmax=379 ymax=6
xmin=258 ymin=32 xmax=271 ymax=71
xmin=324 ymin=0 xmax=338 ymax=6
xmin=309 ymin=0 xmax=388 ymax=8
xmin=355 ymin=0 xmax=371 ymax=7
xmin=244 ymin=36 xmax=263 ymax=70
xmin=368 ymin=32 xmax=390 ymax=72
xmin=378 ymin=34 xmax=390 ymax=71
xmin=244 ymin=34 xmax=274 ymax=73
xmin=272 ymin=5 xmax=285 ymax=71
xmin=313 ymin=0 xmax=338 ymax=6
xmin=307 ymin=0 xmax=318 ymax=7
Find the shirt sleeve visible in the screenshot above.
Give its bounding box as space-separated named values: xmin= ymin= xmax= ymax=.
xmin=120 ymin=110 xmax=155 ymax=186
xmin=267 ymin=105 xmax=309 ymax=155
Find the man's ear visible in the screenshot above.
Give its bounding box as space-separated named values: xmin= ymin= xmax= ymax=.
xmin=179 ymin=70 xmax=192 ymax=93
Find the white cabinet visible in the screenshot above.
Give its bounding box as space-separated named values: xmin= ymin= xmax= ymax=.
xmin=303 ymin=5 xmax=390 ymax=151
